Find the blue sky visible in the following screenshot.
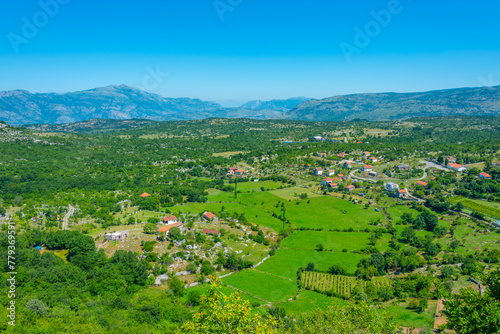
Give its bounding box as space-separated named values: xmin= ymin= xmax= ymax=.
xmin=1 ymin=0 xmax=499 ymax=104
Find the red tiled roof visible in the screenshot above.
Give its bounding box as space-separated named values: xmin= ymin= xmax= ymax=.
xmin=235 ymin=169 xmax=245 ymax=173
xmin=363 ymin=165 xmax=373 ymax=169
xmin=480 ymin=172 xmax=492 ymax=178
xmin=158 ymin=222 xmax=181 ymax=232
xmin=448 ymin=163 xmax=463 ymax=168
xmin=315 ymin=167 xmax=322 ymax=170
xmin=204 ymin=212 xmax=216 ymax=219
xmin=163 ymin=215 xmax=177 ymax=222
xmin=322 ymin=178 xmax=335 ymax=182
xmin=416 ymin=181 xmax=428 ymax=186
xmin=398 ymin=189 xmax=408 ymax=193
xmin=345 ymin=185 xmax=355 ymax=189
xmin=140 ymin=193 xmax=151 ymax=197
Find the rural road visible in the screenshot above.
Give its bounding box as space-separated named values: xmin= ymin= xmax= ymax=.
xmin=62 ymin=205 xmax=75 ymax=230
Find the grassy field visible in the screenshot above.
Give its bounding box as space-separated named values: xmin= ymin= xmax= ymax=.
xmin=281 ymin=231 xmax=391 ymax=252
xmin=382 ymin=300 xmax=436 ymax=329
xmin=270 ymin=186 xmax=322 ymax=201
xmin=258 ymin=249 xmax=367 ymax=280
xmin=43 ymin=249 xmax=69 ymax=263
xmin=284 ymin=196 xmax=384 ymax=230
xmin=222 ymin=269 xmax=298 ymax=303
xmin=236 ymin=180 xmax=289 ymax=193
xmin=280 ymin=290 xmax=347 ymax=315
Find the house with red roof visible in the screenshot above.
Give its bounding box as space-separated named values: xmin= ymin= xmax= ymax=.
xmin=203 ymin=229 xmax=221 ymax=237
xmin=416 ymin=180 xmax=428 ymax=187
xmin=163 ymin=215 xmax=178 ymax=225
xmin=447 ymin=163 xmax=467 ymax=172
xmin=203 ymin=211 xmax=218 ymax=221
xmin=326 ymin=169 xmax=335 ymax=177
xmin=362 ymin=165 xmax=373 ymax=172
xmin=140 ymin=193 xmax=151 ymax=198
xmin=157 ymin=222 xmax=182 ymax=236
xmin=318 ymin=153 xmax=327 ymax=158
xmin=314 ymin=167 xmax=323 ymax=175
xmin=362 ymin=151 xmax=371 ymax=157
xmin=343 ymin=161 xmax=352 ymax=169
xmin=338 ymin=153 xmax=348 ymax=158
xmin=322 ymin=178 xmax=336 ymax=186
xmin=447 ymin=156 xmax=457 ymax=163
xmin=368 ymin=157 xmax=378 ymax=163
xmin=398 ymin=189 xmax=409 ymax=199
xmin=344 ymin=185 xmax=355 ymax=192
xmin=479 ymin=172 xmax=492 ymax=179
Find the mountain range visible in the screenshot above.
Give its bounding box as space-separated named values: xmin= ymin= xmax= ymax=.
xmin=1 ymin=85 xmax=499 ymax=125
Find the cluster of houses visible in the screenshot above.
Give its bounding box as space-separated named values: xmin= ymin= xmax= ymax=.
xmin=227 ymin=167 xmax=245 ymax=176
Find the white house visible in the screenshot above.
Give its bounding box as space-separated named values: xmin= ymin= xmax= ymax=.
xmin=314 ymin=167 xmax=323 ymax=175
xmin=362 ymin=165 xmax=373 ymax=172
xmin=163 ymin=215 xmax=178 ymax=224
xmin=386 ymin=182 xmax=400 ymax=192
xmin=447 ymin=163 xmax=467 ymax=172
xmin=326 ymin=169 xmax=335 ymax=176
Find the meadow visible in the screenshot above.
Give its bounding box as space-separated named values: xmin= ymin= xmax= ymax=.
xmin=258 ymin=248 xmax=367 ymax=280
xmin=222 ymin=269 xmax=298 ymax=303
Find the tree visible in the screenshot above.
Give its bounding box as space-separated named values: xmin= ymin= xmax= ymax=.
xmin=169 ymin=227 xmax=182 ymax=241
xmin=0 ymin=206 xmax=5 ymax=216
xmin=316 ymin=243 xmax=324 ymax=251
xmin=287 ymin=302 xmax=397 ymax=334
xmin=446 ymin=271 xmax=500 ymax=334
xmin=305 ymin=263 xmax=315 ymax=272
xmin=440 ymin=265 xmax=456 ymax=279
xmin=168 ymin=276 xmax=186 ymax=298
xmin=25 ymin=299 xmax=49 ymax=317
xmin=418 ymin=298 xmax=428 ymax=313
xmin=328 ymin=265 xmax=347 ymax=275
xmin=143 ymin=223 xmax=157 ymax=234
xmin=180 ymin=276 xmax=279 ymax=333
xmin=401 ymin=227 xmax=416 ymax=243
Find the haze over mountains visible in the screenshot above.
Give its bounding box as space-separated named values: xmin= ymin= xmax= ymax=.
xmin=1 ymin=85 xmax=499 ymax=125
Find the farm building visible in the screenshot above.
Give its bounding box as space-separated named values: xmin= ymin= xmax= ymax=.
xmin=163 ymin=215 xmax=178 ymax=224
xmin=326 ymin=170 xmax=335 ymax=176
xmin=344 ymin=185 xmax=355 ymax=192
xmin=416 ymin=180 xmax=428 ymax=187
xmin=386 ymin=182 xmax=400 ymax=191
xmin=362 ymin=165 xmax=373 ymax=172
xmin=157 ymin=222 xmax=182 ymax=236
xmin=203 ymin=229 xmax=221 ymax=237
xmin=314 ymin=167 xmax=323 ymax=175
xmin=203 ymin=211 xmax=218 ymax=221
xmin=447 ymin=163 xmax=467 ymax=172
xmin=479 ymin=172 xmax=492 ymax=179
xmin=105 ymin=231 xmax=129 ymax=241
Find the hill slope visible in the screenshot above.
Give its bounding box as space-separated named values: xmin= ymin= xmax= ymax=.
xmin=287 ymin=86 xmax=500 ymax=121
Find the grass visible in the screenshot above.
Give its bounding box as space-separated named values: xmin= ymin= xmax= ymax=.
xmin=258 ymin=248 xmax=367 ymax=280
xmin=222 ymin=269 xmax=298 ymax=303
xmin=270 ymin=187 xmax=322 ymax=201
xmin=236 ymin=181 xmax=289 ymax=193
xmin=43 ymin=249 xmax=69 ymax=263
xmin=280 ymin=290 xmax=347 ymax=315
xmin=382 ymin=300 xmax=436 ymax=329
xmin=281 ymin=231 xmax=391 ymax=252
xmin=284 ymin=196 xmax=384 ymax=230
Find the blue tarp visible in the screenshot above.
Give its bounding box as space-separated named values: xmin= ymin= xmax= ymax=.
xmin=35 ymin=246 xmax=41 ymax=250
